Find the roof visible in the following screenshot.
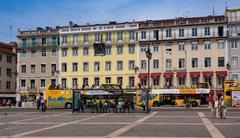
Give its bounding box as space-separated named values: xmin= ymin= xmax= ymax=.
xmin=0 ymin=42 xmax=16 ymax=55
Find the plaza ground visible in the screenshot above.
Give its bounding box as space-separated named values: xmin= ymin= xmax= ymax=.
xmin=0 ymin=108 xmax=240 ymax=138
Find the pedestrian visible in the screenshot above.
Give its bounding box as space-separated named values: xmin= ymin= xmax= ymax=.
xmin=7 ymin=99 xmax=11 ymax=107
xmin=111 ymin=100 xmax=117 ymax=113
xmin=209 ymin=95 xmax=213 ymax=110
xmin=130 ymin=100 xmax=135 ymax=113
xmin=79 ymin=99 xmax=84 ymax=112
xmin=124 ymin=101 xmax=130 ymax=113
xmin=36 ymin=97 xmax=41 ymax=111
xmin=117 ymin=98 xmax=123 ymax=113
xmin=141 ymin=100 xmax=146 ymax=111
xmin=93 ymin=99 xmax=98 ymax=113
xmin=220 ymin=96 xmax=226 ymax=119
xmin=103 ymin=100 xmax=108 ymax=113
xmin=213 ymin=97 xmax=219 ymax=118
xmin=99 ymin=100 xmax=103 ymax=113
xmin=89 ymin=100 xmax=94 ymax=113
xmin=41 ymin=97 xmax=46 ymax=112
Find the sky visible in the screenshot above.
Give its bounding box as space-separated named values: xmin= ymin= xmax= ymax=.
xmin=0 ymin=0 xmax=240 ymax=43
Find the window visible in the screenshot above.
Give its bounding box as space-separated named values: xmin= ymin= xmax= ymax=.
xmin=117 ymin=61 xmax=123 ymax=70
xmin=41 ymin=49 xmax=46 ymax=57
xmin=83 ymin=48 xmax=89 ymax=56
xmin=73 ymin=35 xmax=78 ymax=45
xmin=117 ymin=77 xmax=123 ymax=85
xmin=166 ymin=45 xmax=172 ymax=52
xmin=0 ymin=54 xmax=2 ymax=61
xmin=31 ymin=64 xmax=35 ymax=73
xmin=117 ymin=32 xmax=123 ymax=41
xmin=230 ymin=41 xmax=238 ymax=48
xmin=72 ymin=63 xmax=78 ymax=72
xmin=191 ymin=77 xmax=199 ymax=86
xmin=153 ymin=78 xmax=160 ymax=86
xmin=94 ymin=62 xmax=100 ymax=71
xmin=141 ymin=60 xmax=147 ymax=70
xmin=117 ymin=45 xmax=123 ymax=54
xmin=6 ymin=68 xmax=11 ymax=77
xmin=95 ymin=33 xmax=100 ymax=42
xmin=153 ymin=46 xmax=159 ymax=52
xmin=6 ymin=81 xmax=11 ymax=89
xmin=218 ymin=57 xmax=225 ymax=67
xmin=179 ymin=29 xmax=184 ymax=37
xmin=83 ymin=78 xmax=88 ymax=86
xmin=218 ymin=41 xmax=224 ymax=49
xmin=129 ymin=60 xmax=135 ymax=70
xmin=21 ymin=50 xmax=26 ymax=58
xmin=0 ymin=67 xmax=1 ymax=75
xmin=191 ymin=42 xmax=198 ymax=50
xmin=205 ymin=27 xmax=210 ymax=36
xmin=7 ymin=55 xmax=12 ymax=63
xmin=140 ymin=78 xmax=147 ymax=86
xmin=230 ymin=11 xmax=237 ymax=22
xmin=192 ymin=28 xmax=198 ymax=36
xmin=84 ymin=34 xmax=89 ymax=43
xmin=31 ymin=50 xmax=36 ymax=57
xmin=129 ymin=31 xmax=135 ymax=40
xmin=192 ymin=58 xmax=198 ymax=68
xmin=165 ymin=59 xmax=172 ymax=69
xmin=22 ymin=38 xmax=27 ymax=48
xmin=40 ymin=79 xmax=45 ymax=87
xmin=61 ymin=78 xmax=67 ymax=88
xmin=106 ymin=32 xmax=111 ymax=41
xmin=52 ymin=37 xmax=57 ymax=46
xmin=51 ymin=64 xmax=56 ymax=73
xmin=204 ymin=41 xmax=211 ymax=49
xmin=105 ymin=61 xmax=111 ymax=71
xmin=128 ymin=44 xmax=135 ymax=54
xmin=105 ymin=46 xmax=111 ymax=55
xmin=218 ymin=26 xmax=224 ymax=37
xmin=21 ymin=65 xmax=26 ymax=73
xmin=72 ymin=47 xmax=78 ymax=56
xmin=83 ymin=62 xmax=89 ymax=72
xmin=62 ymin=63 xmax=67 ymax=72
xmin=105 ymin=77 xmax=111 ymax=84
xmin=166 ymin=29 xmax=172 ymax=38
xmin=51 ymin=48 xmax=57 ymax=56
xmin=62 ymin=35 xmax=67 ymax=44
xmin=179 ymin=58 xmax=185 ymax=68
xmin=231 ymin=56 xmax=239 ymax=67
xmin=21 ymin=79 xmax=26 ymax=87
xmin=51 ymin=79 xmax=56 ymax=86
xmin=62 ymin=48 xmax=68 ymax=57
xmin=231 ymin=74 xmax=239 ymax=80
xmin=94 ymin=77 xmax=100 ymax=87
xmin=153 ymin=59 xmax=159 ymax=69
xmin=30 ymin=79 xmax=35 ymax=89
xmin=141 ymin=46 xmax=147 ymax=52
xmin=178 ymin=77 xmax=186 ymax=85
xmin=42 ymin=37 xmax=47 ymax=45
xmin=129 ymin=76 xmax=135 ymax=88
xmin=178 ymin=42 xmax=185 ymax=51
xmin=41 ymin=64 xmax=46 ymax=73
xmin=204 ymin=57 xmax=211 ymax=67
xmin=72 ymin=78 xmax=78 ymax=88
xmin=153 ymin=30 xmax=159 ymax=40
xmin=231 ymin=26 xmax=237 ymax=36
xmin=141 ymin=31 xmax=146 ymax=39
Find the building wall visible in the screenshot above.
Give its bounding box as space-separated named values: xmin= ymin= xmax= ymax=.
xmin=0 ymin=42 xmax=17 ymax=99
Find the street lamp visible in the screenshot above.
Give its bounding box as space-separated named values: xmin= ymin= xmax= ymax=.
xmin=145 ymin=45 xmax=152 ymax=113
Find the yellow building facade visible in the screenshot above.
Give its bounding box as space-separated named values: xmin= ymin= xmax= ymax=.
xmin=58 ymin=22 xmax=139 ymax=89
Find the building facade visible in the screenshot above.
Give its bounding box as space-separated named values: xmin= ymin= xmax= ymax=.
xmin=0 ymin=42 xmax=17 ymax=101
xmin=17 ymin=28 xmax=60 ymax=104
xmin=226 ymin=8 xmax=240 ymax=80
xmin=138 ymin=16 xmax=228 ymax=89
xmin=59 ymin=22 xmax=139 ymax=89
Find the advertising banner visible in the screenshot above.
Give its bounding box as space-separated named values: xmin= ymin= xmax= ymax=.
xmin=232 ymin=91 xmax=240 ymax=107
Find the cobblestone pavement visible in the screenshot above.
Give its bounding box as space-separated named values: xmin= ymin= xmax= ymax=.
xmin=0 ymin=108 xmax=239 ymax=138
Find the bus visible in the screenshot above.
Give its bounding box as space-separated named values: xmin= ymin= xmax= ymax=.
xmin=136 ymin=82 xmax=210 ymax=107
xmin=224 ymin=80 xmax=240 ymax=107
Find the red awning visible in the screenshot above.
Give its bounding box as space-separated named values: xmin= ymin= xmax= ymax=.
xmin=216 ymin=71 xmax=227 ymax=76
xmin=138 ymin=73 xmax=148 ymax=79
xmin=176 ymin=72 xmax=187 ymax=77
xmin=151 ymin=72 xmax=161 ymax=78
xmin=210 ymin=89 xmax=223 ymax=95
xmin=164 ymin=72 xmax=173 ymax=78
xmin=190 ymin=72 xmax=200 ymax=77
xmin=202 ymin=71 xmax=214 ymax=77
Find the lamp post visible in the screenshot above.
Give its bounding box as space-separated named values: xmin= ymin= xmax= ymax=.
xmin=146 ymin=45 xmax=152 ymax=113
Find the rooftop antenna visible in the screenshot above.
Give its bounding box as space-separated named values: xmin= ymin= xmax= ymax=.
xmin=225 ymin=0 xmax=228 ymax=9
xmin=212 ymin=0 xmax=215 ymax=16
xmin=9 ymin=25 xmax=12 ymax=42
xmin=183 ymin=10 xmax=190 ymax=18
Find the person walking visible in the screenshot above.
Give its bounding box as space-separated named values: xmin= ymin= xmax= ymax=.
xmin=99 ymin=100 xmax=103 ymax=113
xmin=141 ymin=100 xmax=146 ymax=111
xmin=220 ymin=96 xmax=226 ymax=119
xmin=36 ymin=97 xmax=41 ymax=111
xmin=41 ymin=97 xmax=46 ymax=112
xmin=213 ymin=97 xmax=219 ymax=118
xmin=130 ymin=100 xmax=135 ymax=113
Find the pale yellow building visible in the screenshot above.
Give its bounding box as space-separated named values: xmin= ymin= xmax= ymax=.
xmin=58 ymin=22 xmax=139 ymax=89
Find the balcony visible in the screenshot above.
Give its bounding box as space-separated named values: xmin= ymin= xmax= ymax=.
xmin=18 ymin=41 xmax=59 ymax=49
xmin=27 ymin=87 xmax=37 ymax=91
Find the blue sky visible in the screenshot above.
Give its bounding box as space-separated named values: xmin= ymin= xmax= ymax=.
xmin=0 ymin=0 xmax=240 ymax=42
